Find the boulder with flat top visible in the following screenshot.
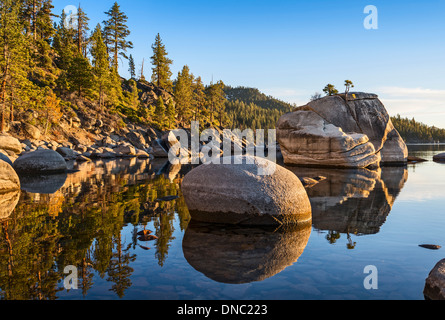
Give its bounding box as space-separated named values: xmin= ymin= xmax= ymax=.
xmin=276 ymin=93 xmax=408 ymax=168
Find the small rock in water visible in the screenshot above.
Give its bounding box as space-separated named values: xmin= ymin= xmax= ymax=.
xmin=419 ymin=244 xmax=441 ymax=250
xmin=156 ymin=195 xmax=179 ymax=202
xmin=138 ymin=234 xmax=158 ymax=242
xmin=137 ymin=229 xmax=152 ymax=236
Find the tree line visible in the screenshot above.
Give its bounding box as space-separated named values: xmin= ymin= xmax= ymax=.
xmin=391 ymin=114 xmax=445 ymax=143
xmin=0 ymin=0 xmax=233 ymax=134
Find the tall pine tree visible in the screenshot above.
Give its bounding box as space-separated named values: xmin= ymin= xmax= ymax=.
xmin=174 ymin=65 xmax=194 ymax=126
xmin=75 ymin=5 xmax=89 ymax=56
xmin=150 ymin=33 xmax=173 ymax=91
xmin=90 ymin=24 xmax=111 ymax=111
xmin=0 ymin=0 xmax=34 ymax=132
xmin=103 ymin=2 xmax=133 ymax=71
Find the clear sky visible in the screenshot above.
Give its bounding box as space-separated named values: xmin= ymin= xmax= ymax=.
xmin=52 ymin=0 xmax=445 ymax=128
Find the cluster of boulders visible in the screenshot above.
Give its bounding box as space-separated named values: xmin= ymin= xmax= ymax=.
xmin=276 ymin=92 xmax=408 ymax=168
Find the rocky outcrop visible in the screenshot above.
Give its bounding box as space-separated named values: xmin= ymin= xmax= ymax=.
xmin=0 ymin=159 xmax=21 ymax=193
xmin=13 ymin=149 xmax=68 ymax=174
xmin=424 ymin=259 xmax=445 ymax=300
xmin=181 ymin=155 xmax=312 ymax=226
xmin=0 ymin=133 xmax=22 ymax=154
xmin=277 ymin=93 xmax=407 ymax=168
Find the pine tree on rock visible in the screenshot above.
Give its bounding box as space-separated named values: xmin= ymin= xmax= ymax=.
xmin=103 ymin=2 xmax=133 ymax=71
xmin=150 ymin=33 xmax=173 ymax=91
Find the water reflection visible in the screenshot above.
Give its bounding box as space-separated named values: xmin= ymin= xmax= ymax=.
xmin=285 ymin=166 xmax=408 ymax=238
xmin=0 ymin=190 xmax=20 ymax=220
xmin=0 ymin=159 xmax=191 ymax=300
xmin=182 ymin=221 xmax=311 ymax=284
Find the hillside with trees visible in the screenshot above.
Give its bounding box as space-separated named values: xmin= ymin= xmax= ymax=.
xmin=224 ymin=86 xmax=294 ymax=130
xmin=0 ymin=0 xmax=233 ymax=145
xmin=391 ymin=115 xmax=445 ymax=143
xmin=1 ymin=0 xmax=442 ymax=146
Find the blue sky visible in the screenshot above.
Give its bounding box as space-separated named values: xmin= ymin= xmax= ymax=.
xmin=52 ymin=0 xmax=445 ymax=128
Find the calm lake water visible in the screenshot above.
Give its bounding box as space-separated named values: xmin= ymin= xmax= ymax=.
xmin=1 ymin=144 xmax=445 ymax=300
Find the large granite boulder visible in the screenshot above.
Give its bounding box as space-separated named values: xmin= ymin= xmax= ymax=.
xmin=181 ymin=155 xmax=312 ymax=226
xmin=0 ymin=159 xmax=21 ymax=193
xmin=277 ymin=93 xmax=407 ymax=168
xmin=0 ymin=133 xmax=22 ymax=154
xmin=13 ymin=149 xmax=67 ymax=174
xmin=424 ymin=259 xmax=445 ymax=300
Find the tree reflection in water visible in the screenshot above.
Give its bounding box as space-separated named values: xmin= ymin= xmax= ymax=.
xmin=0 ymin=158 xmax=191 ymax=300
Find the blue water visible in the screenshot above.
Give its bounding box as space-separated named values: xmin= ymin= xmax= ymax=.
xmin=1 ymin=145 xmax=445 ymax=300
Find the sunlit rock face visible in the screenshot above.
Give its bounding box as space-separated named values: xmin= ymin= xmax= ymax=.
xmin=0 ymin=160 xmax=20 ymax=193
xmin=182 ymin=222 xmax=311 ymax=284
xmin=181 ymin=155 xmax=312 ymax=226
xmin=286 ymin=165 xmax=408 ymax=235
xmin=277 ymin=93 xmax=407 ymax=168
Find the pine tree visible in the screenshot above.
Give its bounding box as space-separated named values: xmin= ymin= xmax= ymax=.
xmin=75 ymin=5 xmax=90 ymax=56
xmin=174 ymin=65 xmax=194 ymax=126
xmin=192 ymin=76 xmax=207 ymax=123
xmin=0 ymin=0 xmax=33 ymax=132
xmin=166 ymin=99 xmax=176 ymax=129
xmin=323 ymin=84 xmax=338 ymax=96
xmin=128 ymin=54 xmax=136 ymax=79
xmin=205 ymin=80 xmax=226 ymax=126
xmin=36 ymin=0 xmax=55 ymax=43
xmin=154 ymin=96 xmax=166 ymax=129
xmin=150 ymin=33 xmax=173 ymax=91
xmin=90 ymin=24 xmax=111 ymax=111
xmin=103 ymin=2 xmax=133 ymax=70
xmin=67 ymin=53 xmax=94 ymax=97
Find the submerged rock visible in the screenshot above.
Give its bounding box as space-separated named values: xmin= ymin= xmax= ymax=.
xmin=13 ymin=149 xmax=68 ymax=174
xmin=276 ymin=93 xmax=408 ymax=168
xmin=433 ymin=153 xmax=445 ymax=162
xmin=181 ymin=155 xmax=312 ymax=226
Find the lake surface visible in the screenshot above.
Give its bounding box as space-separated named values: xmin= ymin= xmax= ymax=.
xmin=1 ymin=144 xmax=445 ymax=300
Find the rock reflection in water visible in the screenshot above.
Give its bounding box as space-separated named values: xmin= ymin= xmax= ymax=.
xmin=182 ymin=221 xmax=311 ymax=284
xmin=0 ymin=190 xmax=20 ymax=220
xmin=285 ymin=166 xmax=408 ymax=236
